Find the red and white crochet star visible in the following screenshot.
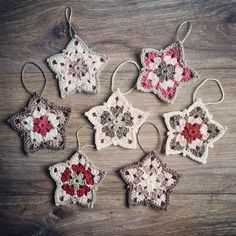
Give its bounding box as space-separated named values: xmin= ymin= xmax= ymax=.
xmin=49 ymin=151 xmax=105 ymax=207
xmin=137 ymin=42 xmax=198 ymax=103
xmin=7 ymin=93 xmax=71 ymax=154
xmin=120 ymin=151 xmax=181 ymax=210
xmin=163 ymin=99 xmax=226 ymax=163
xmin=47 ymin=35 xmax=108 ymax=98
xmin=85 ymin=89 xmax=149 ymax=150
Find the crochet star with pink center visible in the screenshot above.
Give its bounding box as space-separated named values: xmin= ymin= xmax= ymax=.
xmin=49 ymin=151 xmax=106 ymax=207
xmin=85 ymin=89 xmax=149 ymax=150
xmin=137 ymin=42 xmax=198 ymax=103
xmin=163 ymin=99 xmax=226 ymax=163
xmin=120 ymin=151 xmax=181 ymax=210
xmin=7 ymin=93 xmax=71 ymax=154
xmin=47 ymin=35 xmax=108 ymax=98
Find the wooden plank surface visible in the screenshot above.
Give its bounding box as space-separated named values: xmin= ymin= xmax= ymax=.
xmin=0 ymin=0 xmax=236 ymax=235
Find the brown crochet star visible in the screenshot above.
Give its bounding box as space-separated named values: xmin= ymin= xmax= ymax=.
xmin=7 ymin=93 xmax=71 ymax=154
xmin=120 ymin=151 xmax=181 ymax=210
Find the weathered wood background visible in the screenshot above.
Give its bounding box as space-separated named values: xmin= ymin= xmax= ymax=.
xmin=0 ymin=0 xmax=236 ymax=235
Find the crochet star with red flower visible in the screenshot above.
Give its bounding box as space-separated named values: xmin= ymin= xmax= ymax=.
xmin=163 ymin=99 xmax=226 ymax=163
xmin=47 ymin=35 xmax=108 ymax=98
xmin=136 ymin=42 xmax=198 ymax=103
xmin=120 ymin=151 xmax=181 ymax=210
xmin=49 ymin=151 xmax=106 ymax=207
xmin=7 ymin=93 xmax=71 ymax=154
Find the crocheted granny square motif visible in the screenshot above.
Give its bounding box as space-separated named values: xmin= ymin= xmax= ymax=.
xmin=47 ymin=35 xmax=108 ymax=98
xmin=120 ymin=151 xmax=181 ymax=210
xmin=85 ymin=89 xmax=149 ymax=150
xmin=136 ymin=42 xmax=198 ymax=103
xmin=163 ymin=99 xmax=226 ymax=164
xmin=49 ymin=151 xmax=106 ymax=207
xmin=7 ymin=93 xmax=71 ymax=154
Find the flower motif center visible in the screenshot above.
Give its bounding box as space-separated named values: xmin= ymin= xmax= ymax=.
xmin=68 ymin=58 xmax=88 ymax=78
xmin=111 ymin=114 xmax=125 ymax=130
xmin=70 ymin=172 xmax=86 ymax=186
xmin=141 ymin=171 xmax=163 ymax=193
xmin=33 ymin=115 xmax=54 ymax=137
xmin=100 ymin=105 xmax=134 ymax=139
xmin=181 ymin=122 xmax=203 ymax=144
xmin=61 ymin=164 xmax=94 ymax=198
xmin=155 ymin=61 xmax=175 ymax=81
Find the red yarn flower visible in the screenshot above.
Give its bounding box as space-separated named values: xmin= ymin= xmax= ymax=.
xmin=181 ymin=122 xmax=203 ymax=144
xmin=72 ymin=164 xmax=94 ymax=185
xmin=77 ymin=185 xmax=90 ymax=197
xmin=33 ymin=115 xmax=54 ymax=137
xmin=84 ymin=168 xmax=94 ymax=185
xmin=61 ymin=164 xmax=94 ymax=197
xmin=72 ymin=163 xmax=87 ymax=174
xmin=62 ymin=183 xmax=75 ymax=196
xmin=61 ymin=167 xmax=71 ymax=182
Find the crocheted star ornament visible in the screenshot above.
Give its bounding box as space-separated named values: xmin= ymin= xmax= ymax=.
xmin=120 ymin=151 xmax=181 ymax=210
xmin=7 ymin=93 xmax=71 ymax=154
xmin=85 ymin=89 xmax=149 ymax=150
xmin=163 ymin=99 xmax=226 ymax=164
xmin=49 ymin=151 xmax=106 ymax=207
xmin=47 ymin=35 xmax=108 ymax=98
xmin=136 ymin=42 xmax=198 ymax=103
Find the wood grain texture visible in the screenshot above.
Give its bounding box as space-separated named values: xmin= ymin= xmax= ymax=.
xmin=0 ymin=0 xmax=236 ymax=235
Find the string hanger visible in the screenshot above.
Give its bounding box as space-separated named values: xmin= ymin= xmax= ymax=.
xmin=111 ymin=60 xmax=141 ymax=95
xmin=76 ymin=126 xmax=94 ymax=152
xmin=176 ymin=21 xmax=192 ymax=44
xmin=137 ymin=122 xmax=162 ymax=155
xmin=21 ymin=62 xmax=47 ymax=96
xmin=192 ymin=78 xmax=225 ymax=106
xmin=65 ymin=7 xmax=78 ymax=38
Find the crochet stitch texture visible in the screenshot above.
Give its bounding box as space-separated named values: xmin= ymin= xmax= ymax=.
xmin=137 ymin=41 xmax=198 ymax=103
xmin=120 ymin=151 xmax=181 ymax=210
xmin=7 ymin=93 xmax=71 ymax=154
xmin=163 ymin=99 xmax=226 ymax=163
xmin=49 ymin=151 xmax=106 ymax=207
xmin=85 ymin=89 xmax=149 ymax=150
xmin=47 ymin=35 xmax=108 ymax=98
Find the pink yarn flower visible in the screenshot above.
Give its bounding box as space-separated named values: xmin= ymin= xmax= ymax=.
xmin=141 ymin=74 xmax=153 ymax=89
xmin=182 ymin=67 xmax=192 ymax=82
xmin=144 ymin=52 xmax=158 ymax=66
xmin=166 ymin=48 xmax=180 ymax=60
xmin=160 ymin=87 xmax=176 ymax=100
xmin=33 ymin=115 xmax=54 ymax=137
